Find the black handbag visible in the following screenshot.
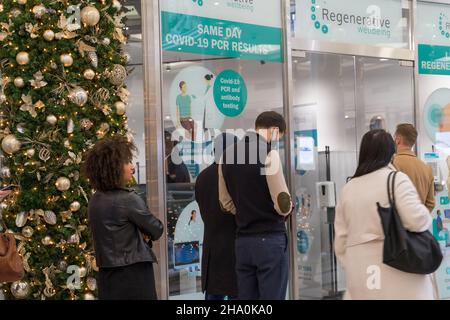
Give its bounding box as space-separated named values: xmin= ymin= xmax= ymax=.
xmin=377 ymin=171 xmax=443 ymax=274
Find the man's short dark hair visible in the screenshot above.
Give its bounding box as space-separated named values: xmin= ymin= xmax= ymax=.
xmin=395 ymin=123 xmax=418 ymax=147
xmin=255 ymin=111 xmax=286 ymax=133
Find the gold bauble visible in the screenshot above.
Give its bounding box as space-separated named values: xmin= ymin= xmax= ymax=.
xmin=115 ymin=101 xmax=126 ymax=115
xmin=14 ymin=77 xmax=24 ymax=88
xmin=16 ymin=52 xmax=30 ymax=65
xmin=1 ymin=134 xmax=21 ymax=155
xmin=81 ymin=6 xmax=100 ymax=27
xmin=41 ymin=236 xmax=52 ymax=245
xmin=83 ymin=69 xmax=95 ymax=80
xmin=17 ymin=0 xmax=27 ymax=4
xmin=60 ymin=54 xmax=73 ymax=67
xmin=55 ymin=177 xmax=71 ymax=192
xmin=32 ymin=4 xmax=46 ymax=19
xmin=70 ymin=201 xmax=81 ymax=212
xmin=43 ymin=30 xmax=55 ymax=41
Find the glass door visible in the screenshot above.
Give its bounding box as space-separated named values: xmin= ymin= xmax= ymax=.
xmin=291 ymin=52 xmax=415 ymax=299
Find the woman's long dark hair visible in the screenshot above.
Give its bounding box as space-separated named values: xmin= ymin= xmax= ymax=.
xmin=353 ymin=129 xmax=396 ymax=178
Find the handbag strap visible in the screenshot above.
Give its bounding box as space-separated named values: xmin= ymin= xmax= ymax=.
xmin=387 ymin=170 xmax=398 ymax=208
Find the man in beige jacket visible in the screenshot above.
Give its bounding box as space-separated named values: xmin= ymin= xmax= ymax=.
xmin=393 ymin=123 xmax=435 ymax=212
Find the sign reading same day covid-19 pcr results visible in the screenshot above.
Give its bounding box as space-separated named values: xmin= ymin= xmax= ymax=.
xmin=161 ymin=0 xmax=283 ymax=62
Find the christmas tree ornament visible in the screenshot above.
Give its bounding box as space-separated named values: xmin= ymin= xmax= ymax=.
xmin=0 ymin=32 xmax=8 ymax=41
xmin=25 ymin=23 xmax=39 ymax=39
xmin=58 ymin=260 xmax=68 ymax=271
xmin=2 ymin=134 xmax=21 ymax=154
xmin=108 ymin=64 xmax=127 ymax=86
xmin=64 ymin=139 xmax=71 ymax=149
xmin=88 ymin=51 xmax=98 ymax=68
xmin=0 ymin=94 xmax=6 ymax=104
xmin=17 ymin=0 xmax=27 ymax=5
xmin=10 ymin=281 xmax=30 ymax=299
xmin=32 ymin=4 xmax=46 ymax=19
xmin=55 ymin=177 xmax=70 ymax=192
xmin=11 ymin=8 xmax=21 ymax=18
xmin=41 ymin=236 xmax=52 ymax=245
xmin=102 ymin=38 xmax=110 ymax=45
xmin=43 ymin=211 xmax=57 ymax=225
xmin=70 ymin=201 xmax=81 ymax=212
xmin=68 ymin=87 xmax=88 ymax=106
xmin=68 ymin=233 xmax=79 ymax=244
xmin=67 ymin=118 xmax=74 ymax=134
xmin=15 ymin=211 xmax=28 ymax=228
xmin=14 ymin=77 xmax=25 ymax=88
xmin=115 ymin=101 xmax=126 ymax=115
xmin=46 ymin=115 xmax=57 ymax=125
xmin=30 ymin=71 xmax=47 ymax=89
xmin=80 ymin=118 xmax=93 ymax=130
xmin=43 ymin=30 xmax=55 ymax=41
xmin=81 ymin=6 xmax=100 ymax=27
xmin=83 ymin=69 xmax=95 ymax=80
xmin=39 ymin=147 xmax=51 ymax=162
xmin=26 ymin=148 xmax=35 ymax=158
xmin=86 ymin=277 xmax=97 ymax=291
xmin=79 ymin=266 xmax=87 ymax=277
xmin=16 ymin=52 xmax=30 ymax=65
xmin=17 ymin=123 xmax=26 ymax=134
xmin=22 ymin=226 xmax=34 ymax=238
xmin=112 ymin=0 xmax=122 ymax=10
xmin=0 ymin=167 xmax=11 ymax=179
xmin=60 ymin=54 xmax=73 ymax=67
xmin=84 ymin=293 xmax=95 ymax=300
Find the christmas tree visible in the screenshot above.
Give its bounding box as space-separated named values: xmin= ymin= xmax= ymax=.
xmin=0 ymin=0 xmax=131 ymax=300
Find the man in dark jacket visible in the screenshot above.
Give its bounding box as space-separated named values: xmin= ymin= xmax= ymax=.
xmin=195 ymin=133 xmax=238 ymax=300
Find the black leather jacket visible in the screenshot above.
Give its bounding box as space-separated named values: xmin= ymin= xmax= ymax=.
xmin=88 ymin=188 xmax=164 ymax=268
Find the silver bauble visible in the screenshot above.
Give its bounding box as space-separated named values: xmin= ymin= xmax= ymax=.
xmin=81 ymin=6 xmax=100 ymax=26
xmin=43 ymin=210 xmax=57 ymax=225
xmin=0 ymin=94 xmax=6 ymax=104
xmin=55 ymin=177 xmax=71 ymax=192
xmin=26 ymin=148 xmax=35 ymax=158
xmin=15 ymin=211 xmax=28 ymax=228
xmin=16 ymin=52 xmax=29 ymax=65
xmin=43 ymin=30 xmax=55 ymax=41
xmin=2 ymin=135 xmax=21 ymax=154
xmin=115 ymin=101 xmax=126 ymax=115
xmin=17 ymin=123 xmax=26 ymax=134
xmin=109 ymin=64 xmax=127 ymax=86
xmin=46 ymin=115 xmax=57 ymax=125
xmin=88 ymin=51 xmax=98 ymax=68
xmin=0 ymin=167 xmax=11 ymax=179
xmin=14 ymin=77 xmax=24 ymax=88
xmin=70 ymin=201 xmax=81 ymax=212
xmin=60 ymin=54 xmax=73 ymax=67
xmin=22 ymin=226 xmax=34 ymax=238
xmin=86 ymin=277 xmax=97 ymax=291
xmin=42 ymin=236 xmax=52 ymax=245
xmin=11 ymin=281 xmax=30 ymax=299
xmin=83 ymin=69 xmax=95 ymax=80
xmin=68 ymin=87 xmax=88 ymax=107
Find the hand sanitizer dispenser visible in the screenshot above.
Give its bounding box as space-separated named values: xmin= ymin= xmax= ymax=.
xmin=316 ymin=182 xmax=336 ymax=208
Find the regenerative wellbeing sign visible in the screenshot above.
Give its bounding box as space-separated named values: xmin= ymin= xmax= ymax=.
xmin=295 ymin=0 xmax=405 ymax=47
xmin=161 ymin=0 xmax=283 ymax=62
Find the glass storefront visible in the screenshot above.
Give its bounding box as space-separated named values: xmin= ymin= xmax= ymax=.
xmin=134 ymin=0 xmax=450 ymax=300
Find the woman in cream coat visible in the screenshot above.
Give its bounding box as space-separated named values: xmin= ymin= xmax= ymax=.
xmin=335 ymin=129 xmax=435 ymax=300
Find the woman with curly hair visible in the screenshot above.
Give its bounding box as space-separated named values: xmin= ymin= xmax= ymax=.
xmin=83 ymin=136 xmax=164 ymax=300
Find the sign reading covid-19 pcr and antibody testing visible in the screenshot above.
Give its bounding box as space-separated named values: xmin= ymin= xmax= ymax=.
xmin=161 ymin=0 xmax=283 ymax=62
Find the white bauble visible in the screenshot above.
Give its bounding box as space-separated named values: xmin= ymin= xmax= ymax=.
xmin=68 ymin=87 xmax=88 ymax=107
xmin=46 ymin=115 xmax=57 ymax=125
xmin=83 ymin=69 xmax=95 ymax=80
xmin=10 ymin=281 xmax=30 ymax=299
xmin=70 ymin=201 xmax=81 ymax=212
